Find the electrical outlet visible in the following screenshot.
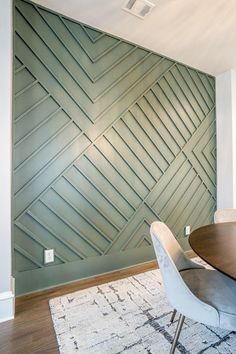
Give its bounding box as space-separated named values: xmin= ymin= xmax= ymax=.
xmin=44 ymin=249 xmax=54 ymax=264
xmin=184 ymin=225 xmax=191 ymax=237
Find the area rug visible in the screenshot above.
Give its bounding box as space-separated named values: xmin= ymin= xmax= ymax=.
xmin=49 ymin=259 xmax=236 ymax=354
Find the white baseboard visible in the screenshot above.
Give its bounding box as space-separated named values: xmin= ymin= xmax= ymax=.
xmin=0 ymin=277 xmax=15 ymax=323
xmin=0 ymin=314 xmax=14 ymax=323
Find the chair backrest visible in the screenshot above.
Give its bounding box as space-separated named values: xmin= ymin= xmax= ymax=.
xmin=214 ymin=209 xmax=236 ymax=223
xmin=150 ymin=221 xmax=219 ymax=326
xmin=150 ymin=222 xmax=195 ymax=272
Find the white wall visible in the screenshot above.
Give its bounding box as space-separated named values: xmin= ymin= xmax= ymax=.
xmin=0 ymin=0 xmax=14 ymax=322
xmin=216 ymin=69 xmax=236 ymax=209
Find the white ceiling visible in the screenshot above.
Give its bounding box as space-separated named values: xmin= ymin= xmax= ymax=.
xmin=33 ymin=0 xmax=236 ymax=76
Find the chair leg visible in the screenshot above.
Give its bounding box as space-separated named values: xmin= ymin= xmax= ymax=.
xmin=170 ymin=313 xmax=185 ymax=354
xmin=170 ymin=309 xmax=177 ymax=323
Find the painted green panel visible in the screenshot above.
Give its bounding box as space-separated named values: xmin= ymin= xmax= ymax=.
xmin=151 ymin=84 xmax=187 ymax=148
xmin=160 ymin=162 xmax=194 ymax=220
xmin=83 ymin=147 xmax=143 ymax=209
xmin=106 ymin=204 xmax=158 ymax=253
xmin=14 ymin=57 xmax=22 ymax=70
xmin=169 ymin=175 xmax=202 ymax=229
xmin=15 ymin=34 xmax=91 ymax=130
xmin=114 ymin=119 xmax=163 ymax=180
xmin=96 ymin=137 xmax=150 ymax=198
xmin=86 ymin=58 xmax=174 ymax=141
xmin=198 ymin=72 xmax=215 ymax=102
xmin=188 ymin=69 xmax=214 ymax=109
xmin=140 ymin=91 xmax=181 ymax=156
xmin=14 ymin=134 xmax=90 ymax=218
xmin=53 ymin=178 xmax=119 ymax=239
xmin=159 ymin=76 xmax=196 ymax=134
xmin=63 ymin=18 xmax=120 ymax=61
xmin=14 ymin=122 xmax=79 ymax=192
xmin=15 ymin=250 xmax=39 ymax=272
xmin=14 ymin=67 xmax=35 ymax=95
xmin=171 ymin=65 xmax=204 ymax=122
xmin=18 ymin=213 xmax=82 ymax=262
xmin=65 ymin=166 xmax=128 ymax=229
xmin=42 ymin=189 xmax=111 ymax=251
xmin=14 ymin=97 xmax=59 ymax=143
xmin=13 ymin=0 xmax=216 ymax=295
xmin=75 ymin=156 xmax=135 ymax=218
xmin=129 ymin=101 xmax=175 ymax=163
xmin=38 ymin=9 xmax=135 ymax=82
xmin=177 ymin=65 xmax=210 ymax=116
xmin=105 ymin=128 xmax=156 ymax=189
xmin=14 ymin=110 xmax=70 ymax=168
xmin=125 ymin=221 xmax=151 ymax=250
xmin=14 ymin=226 xmax=45 ymax=266
xmin=164 ymin=69 xmax=200 ymax=130
xmin=82 ymin=26 xmax=103 ymax=42
xmin=15 ymin=83 xmax=47 ymax=118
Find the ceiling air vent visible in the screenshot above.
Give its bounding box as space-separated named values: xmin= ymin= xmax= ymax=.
xmin=122 ymin=0 xmax=156 ymax=19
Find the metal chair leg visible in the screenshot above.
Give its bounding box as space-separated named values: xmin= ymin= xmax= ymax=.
xmin=170 ymin=313 xmax=185 ymax=354
xmin=170 ymin=309 xmax=177 ymax=323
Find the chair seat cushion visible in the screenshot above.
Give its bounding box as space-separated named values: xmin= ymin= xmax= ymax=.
xmin=181 ymin=268 xmax=236 ymax=330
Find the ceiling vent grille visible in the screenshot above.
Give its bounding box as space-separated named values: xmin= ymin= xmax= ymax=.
xmin=122 ymin=0 xmax=156 ymax=19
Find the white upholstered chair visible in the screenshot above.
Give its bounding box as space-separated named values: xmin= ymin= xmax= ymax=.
xmin=214 ymin=208 xmax=236 ymax=223
xmin=150 ymin=221 xmax=236 ymax=354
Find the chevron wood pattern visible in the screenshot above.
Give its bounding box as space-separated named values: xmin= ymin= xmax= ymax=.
xmin=13 ymin=0 xmax=216 ymax=295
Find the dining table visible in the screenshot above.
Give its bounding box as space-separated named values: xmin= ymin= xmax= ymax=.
xmin=189 ymin=222 xmax=236 ymax=280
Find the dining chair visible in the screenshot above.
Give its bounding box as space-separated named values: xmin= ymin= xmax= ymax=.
xmin=214 ymin=208 xmax=236 ymax=223
xmin=168 ymin=241 xmax=205 ymax=324
xmin=150 ymin=221 xmax=236 ymax=354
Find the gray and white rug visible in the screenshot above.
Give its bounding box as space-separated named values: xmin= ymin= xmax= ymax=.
xmin=50 ymin=259 xmax=236 ymax=354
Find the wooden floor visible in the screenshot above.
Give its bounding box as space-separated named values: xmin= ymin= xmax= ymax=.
xmin=0 ymin=261 xmax=159 ymax=354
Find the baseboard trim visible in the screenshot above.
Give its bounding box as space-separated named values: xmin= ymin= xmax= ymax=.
xmin=17 ymin=249 xmax=197 ymax=300
xmin=0 ymin=290 xmax=14 ymax=323
xmin=16 ymin=246 xmax=156 ymax=296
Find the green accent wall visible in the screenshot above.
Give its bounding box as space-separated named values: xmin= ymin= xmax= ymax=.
xmin=13 ymin=0 xmax=216 ymax=295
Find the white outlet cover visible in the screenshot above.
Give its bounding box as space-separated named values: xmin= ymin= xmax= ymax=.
xmin=44 ymin=249 xmax=54 ymax=264
xmin=184 ymin=225 xmax=191 ymax=236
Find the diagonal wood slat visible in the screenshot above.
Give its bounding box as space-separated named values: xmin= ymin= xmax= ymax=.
xmin=13 ymin=0 xmax=216 ymax=295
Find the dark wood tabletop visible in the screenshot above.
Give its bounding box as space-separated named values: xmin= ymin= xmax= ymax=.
xmin=189 ymin=222 xmax=236 ymax=280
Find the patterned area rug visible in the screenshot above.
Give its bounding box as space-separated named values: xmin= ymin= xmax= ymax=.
xmin=50 ymin=259 xmax=236 ymax=354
